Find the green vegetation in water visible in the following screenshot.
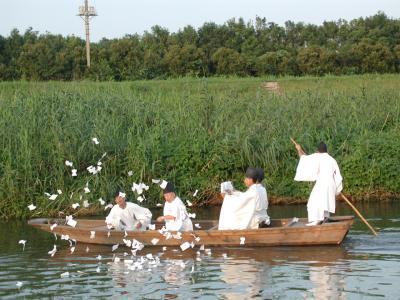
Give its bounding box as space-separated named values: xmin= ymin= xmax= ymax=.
xmin=0 ymin=74 xmax=399 ymax=218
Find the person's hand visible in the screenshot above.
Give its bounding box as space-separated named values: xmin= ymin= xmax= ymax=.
xmin=295 ymin=143 xmax=302 ymax=152
xmin=156 ymin=216 xmax=164 ymax=222
xmin=136 ymin=222 xmax=142 ymax=229
xmin=220 ymin=193 xmax=226 ymax=199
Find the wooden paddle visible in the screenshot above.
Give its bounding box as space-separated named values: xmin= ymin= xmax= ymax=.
xmin=290 ymin=137 xmax=378 ymax=236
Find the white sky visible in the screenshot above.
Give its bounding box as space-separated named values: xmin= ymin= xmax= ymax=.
xmin=1 ymin=0 xmax=399 ymax=41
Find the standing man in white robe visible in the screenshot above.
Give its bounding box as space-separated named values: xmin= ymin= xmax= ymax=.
xmin=156 ymin=182 xmax=193 ymax=231
xmin=106 ymin=191 xmax=152 ymax=231
xmin=294 ymin=141 xmax=343 ymax=226
xmin=218 ymin=168 xmax=263 ymax=230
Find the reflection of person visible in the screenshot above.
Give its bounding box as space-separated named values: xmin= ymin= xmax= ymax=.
xmin=220 ymin=258 xmax=270 ymax=299
xmin=218 ymin=168 xmax=262 ymax=230
xmin=106 ymin=191 xmax=152 ymax=230
xmin=156 ymin=182 xmax=193 ymax=231
xmin=294 ymin=141 xmax=343 ymax=226
xmin=307 ymin=265 xmax=346 ymax=299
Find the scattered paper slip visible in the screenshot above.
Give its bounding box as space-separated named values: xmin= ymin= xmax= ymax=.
xmin=92 ymin=137 xmax=100 ymax=145
xmin=180 ymin=242 xmax=191 ymax=251
xmin=240 ymin=237 xmax=246 ymax=245
xmin=104 ymin=204 xmax=113 ymax=210
xmin=90 ymin=231 xmax=95 ymax=239
xmin=28 ymin=204 xmax=36 ymax=211
xmin=160 ymin=180 xmax=168 ymax=189
xmin=60 ymin=272 xmax=69 ymax=278
xmin=193 ymin=189 xmax=198 ymax=197
xmin=18 ymin=240 xmax=26 ymax=251
xmin=151 ymin=238 xmax=159 ymax=245
xmin=67 ymin=219 xmax=77 ymax=228
xmin=48 ymin=245 xmax=57 ymax=257
xmin=49 ymin=194 xmax=58 ymax=201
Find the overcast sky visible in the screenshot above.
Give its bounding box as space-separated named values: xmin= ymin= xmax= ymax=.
xmin=1 ymin=0 xmax=399 ymax=41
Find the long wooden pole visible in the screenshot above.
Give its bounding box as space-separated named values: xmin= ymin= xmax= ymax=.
xmin=340 ymin=193 xmax=378 ymax=235
xmin=290 ymin=137 xmax=378 ymax=235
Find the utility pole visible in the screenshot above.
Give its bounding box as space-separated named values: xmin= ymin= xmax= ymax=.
xmin=78 ymin=0 xmax=97 ymax=68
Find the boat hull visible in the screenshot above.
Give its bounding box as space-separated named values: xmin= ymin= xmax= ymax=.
xmin=28 ymin=216 xmax=354 ymax=247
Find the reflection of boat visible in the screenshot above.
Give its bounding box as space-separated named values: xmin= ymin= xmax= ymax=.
xmin=28 ymin=216 xmax=354 ymax=247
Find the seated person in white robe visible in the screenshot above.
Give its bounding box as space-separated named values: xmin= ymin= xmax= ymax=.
xmin=218 ymin=168 xmax=261 ymax=230
xmin=106 ymin=191 xmax=152 ymax=231
xmin=252 ymin=168 xmax=271 ymax=228
xmin=294 ymin=141 xmax=343 ymax=226
xmin=156 ymin=182 xmax=193 ymax=231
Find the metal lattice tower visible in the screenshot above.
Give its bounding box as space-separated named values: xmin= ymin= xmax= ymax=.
xmin=78 ymin=0 xmax=97 ymax=68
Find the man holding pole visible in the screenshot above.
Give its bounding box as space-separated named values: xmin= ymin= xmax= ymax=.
xmin=293 ymin=141 xmax=343 ymax=226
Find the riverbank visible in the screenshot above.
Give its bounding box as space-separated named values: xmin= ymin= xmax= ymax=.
xmin=0 ymin=74 xmax=399 ymax=218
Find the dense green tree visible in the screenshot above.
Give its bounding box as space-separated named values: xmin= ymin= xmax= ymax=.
xmin=0 ymin=13 xmax=399 ymax=80
xmin=211 ymin=47 xmax=246 ymax=75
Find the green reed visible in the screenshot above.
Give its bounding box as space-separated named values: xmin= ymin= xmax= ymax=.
xmin=0 ymin=74 xmax=399 ymax=218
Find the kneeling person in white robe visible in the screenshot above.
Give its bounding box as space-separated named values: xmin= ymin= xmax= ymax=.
xmin=106 ymin=191 xmax=152 ymax=231
xmin=294 ymin=142 xmax=343 ymax=226
xmin=156 ymin=182 xmax=193 ymax=231
xmin=252 ymin=168 xmax=271 ymax=228
xmin=218 ymin=168 xmax=263 ymax=230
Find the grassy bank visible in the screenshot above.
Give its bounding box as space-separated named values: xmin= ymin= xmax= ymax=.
xmin=0 ymin=75 xmax=399 ymax=218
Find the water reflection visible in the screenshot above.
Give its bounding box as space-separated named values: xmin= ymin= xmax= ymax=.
xmin=306 ymin=265 xmax=346 ymax=300
xmin=1 ymin=201 xmax=400 ymax=299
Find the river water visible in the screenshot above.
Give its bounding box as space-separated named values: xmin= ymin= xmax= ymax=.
xmin=1 ymin=201 xmax=400 ymax=299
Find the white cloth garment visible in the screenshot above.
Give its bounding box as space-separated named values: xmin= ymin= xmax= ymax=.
xmin=250 ymin=183 xmax=270 ymax=227
xmin=106 ymin=202 xmax=152 ymax=231
xmin=218 ymin=184 xmax=258 ymax=230
xmin=163 ymin=196 xmax=193 ymax=231
xmin=295 ymin=153 xmax=343 ymax=222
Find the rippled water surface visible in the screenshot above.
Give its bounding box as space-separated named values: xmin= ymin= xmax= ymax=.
xmin=1 ymin=202 xmax=400 ymax=299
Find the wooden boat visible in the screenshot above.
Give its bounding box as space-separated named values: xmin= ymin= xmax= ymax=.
xmin=28 ymin=216 xmax=354 ymax=247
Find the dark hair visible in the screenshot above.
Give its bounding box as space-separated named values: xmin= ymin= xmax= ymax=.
xmin=256 ymin=168 xmax=265 ymax=183
xmin=317 ymin=142 xmax=328 ymax=153
xmin=163 ymin=182 xmax=175 ymax=194
xmin=114 ymin=190 xmax=125 ymax=198
xmin=245 ymin=167 xmax=258 ymax=182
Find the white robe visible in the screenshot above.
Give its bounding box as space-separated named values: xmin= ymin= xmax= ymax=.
xmin=163 ymin=196 xmax=193 ymax=232
xmin=106 ymin=202 xmax=152 ymax=231
xmin=251 ymin=184 xmax=270 ymax=227
xmin=295 ymin=153 xmax=343 ymax=222
xmin=218 ymin=184 xmax=258 ymax=230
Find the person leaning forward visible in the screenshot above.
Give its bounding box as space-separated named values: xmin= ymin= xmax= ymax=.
xmin=106 ymin=191 xmax=152 ymax=231
xmin=156 ymin=182 xmax=193 ymax=232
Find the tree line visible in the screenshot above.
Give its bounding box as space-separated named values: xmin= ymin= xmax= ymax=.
xmin=0 ymin=12 xmax=399 ymax=81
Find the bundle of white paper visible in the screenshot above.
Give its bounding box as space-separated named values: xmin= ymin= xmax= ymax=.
xmin=220 ymin=181 xmax=234 ymax=194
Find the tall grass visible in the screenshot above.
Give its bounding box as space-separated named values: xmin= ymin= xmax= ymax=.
xmin=0 ymin=74 xmax=399 ymax=218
